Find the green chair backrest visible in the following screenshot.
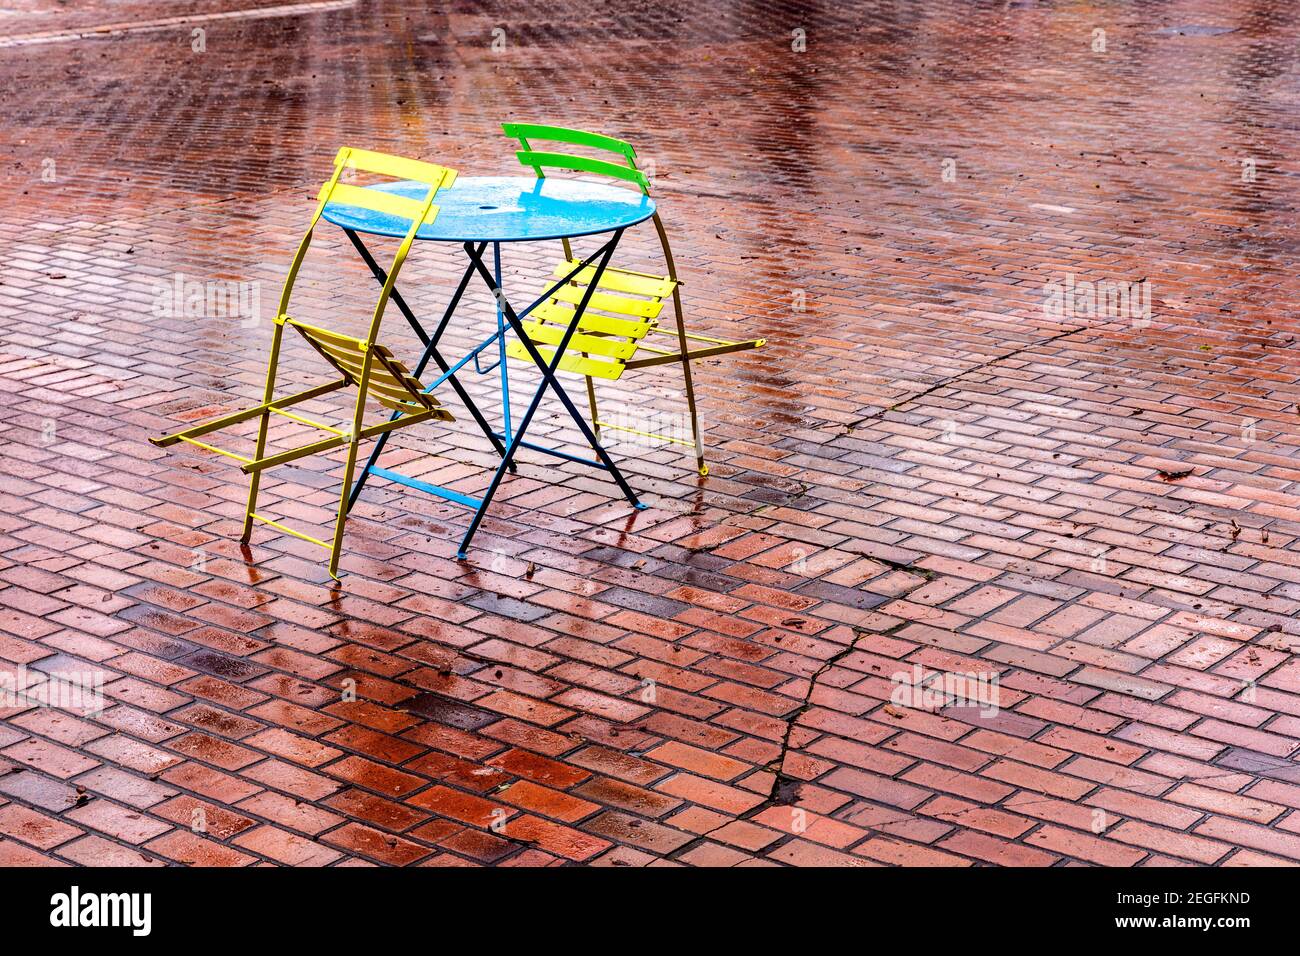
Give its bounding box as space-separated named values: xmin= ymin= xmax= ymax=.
xmin=501 ymin=123 xmax=650 ymax=195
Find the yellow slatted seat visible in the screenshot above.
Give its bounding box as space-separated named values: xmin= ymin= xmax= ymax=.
xmin=288 ymin=320 xmax=453 ymax=417
xmin=506 ymin=262 xmax=661 ymax=381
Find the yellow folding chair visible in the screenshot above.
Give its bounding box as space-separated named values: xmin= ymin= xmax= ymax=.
xmin=150 ymin=147 xmax=458 ymax=579
xmin=501 ymin=123 xmax=765 ymax=476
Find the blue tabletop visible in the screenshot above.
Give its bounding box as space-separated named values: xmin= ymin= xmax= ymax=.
xmin=321 ymin=175 xmax=656 ymax=242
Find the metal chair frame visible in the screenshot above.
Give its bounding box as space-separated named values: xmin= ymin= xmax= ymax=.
xmin=150 ymin=147 xmax=459 ymax=578
xmin=501 ymin=123 xmax=765 ymax=476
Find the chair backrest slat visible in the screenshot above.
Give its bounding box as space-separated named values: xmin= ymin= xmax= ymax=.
xmin=502 ymin=123 xmax=636 ymax=160
xmin=320 ymin=181 xmax=442 ymax=225
xmin=335 ymin=146 xmax=458 ymax=190
xmin=513 ymin=151 xmax=648 ymax=191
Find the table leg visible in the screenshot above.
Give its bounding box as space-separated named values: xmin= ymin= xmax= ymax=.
xmin=495 ymin=241 xmax=512 ymax=444
xmin=455 ymin=232 xmax=644 ymax=558
xmin=344 ymin=235 xmax=511 ymax=513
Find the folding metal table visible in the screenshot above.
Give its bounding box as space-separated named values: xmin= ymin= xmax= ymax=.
xmin=321 ymin=175 xmax=655 ymax=558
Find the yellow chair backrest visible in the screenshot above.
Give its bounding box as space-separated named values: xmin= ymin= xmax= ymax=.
xmin=276 ymin=146 xmax=459 ymax=347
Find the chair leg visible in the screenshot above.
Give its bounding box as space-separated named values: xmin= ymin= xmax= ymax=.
xmin=242 ymin=321 xmax=286 ymax=541
xmin=669 ymin=287 xmax=708 ymax=476
xmin=328 ymin=436 xmax=362 ymax=580
xmin=241 ymin=413 xmax=270 ymax=543
xmin=329 ymin=354 xmax=373 ymax=579
xmin=584 ymin=374 xmax=600 ymax=442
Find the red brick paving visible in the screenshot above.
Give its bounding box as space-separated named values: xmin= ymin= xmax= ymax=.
xmin=2 ymin=0 xmax=1300 ymax=867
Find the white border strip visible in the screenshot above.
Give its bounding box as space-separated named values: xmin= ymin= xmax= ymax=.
xmin=0 ymin=0 xmax=358 ymax=48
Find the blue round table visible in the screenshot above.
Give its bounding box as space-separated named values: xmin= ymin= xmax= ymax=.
xmin=322 ymin=175 xmax=656 ymax=242
xmin=325 ymin=176 xmax=651 ymax=557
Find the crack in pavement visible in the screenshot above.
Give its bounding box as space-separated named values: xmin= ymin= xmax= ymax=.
xmin=838 ymin=324 xmax=1091 ymax=435
xmin=764 ymin=622 xmax=908 ymax=807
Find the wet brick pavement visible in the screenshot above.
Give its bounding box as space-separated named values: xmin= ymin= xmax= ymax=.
xmin=2 ymin=0 xmax=1300 ymax=866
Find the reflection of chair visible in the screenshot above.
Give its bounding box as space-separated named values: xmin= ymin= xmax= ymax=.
xmin=501 ymin=123 xmax=765 ymax=476
xmin=150 ymin=147 xmax=457 ymax=579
